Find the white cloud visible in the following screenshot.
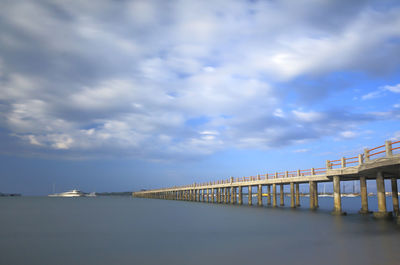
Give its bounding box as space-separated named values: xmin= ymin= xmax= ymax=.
xmin=1 ymin=0 xmax=400 ymax=160
xmin=383 ymin=83 xmax=400 ymax=93
xmin=361 ymin=90 xmax=383 ymax=100
xmin=361 ymin=83 xmax=400 ymax=100
xmin=340 ymin=130 xmax=357 ymax=139
xmin=273 ymin=108 xmax=285 ymax=118
xmin=292 ymin=110 xmax=323 ymax=122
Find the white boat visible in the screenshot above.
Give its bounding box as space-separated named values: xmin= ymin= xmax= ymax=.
xmin=341 ymin=193 xmax=359 ymax=197
xmin=48 ymin=189 xmax=85 ymax=197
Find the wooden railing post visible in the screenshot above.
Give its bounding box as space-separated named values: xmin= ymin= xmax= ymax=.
xmin=326 ymin=160 xmax=332 ymax=169
xmin=358 ymin=154 xmax=363 ymax=165
xmin=297 ymin=169 xmax=301 ymax=177
xmin=285 ymin=171 xmax=288 ymax=178
xmin=311 ymin=168 xmax=315 ymax=175
xmin=386 ymin=140 xmax=393 ymax=157
xmin=364 ymin=148 xmax=370 ymax=162
xmin=341 ymin=157 xmax=346 ymax=168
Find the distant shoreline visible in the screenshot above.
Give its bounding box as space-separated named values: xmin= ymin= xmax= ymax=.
xmin=0 ymin=193 xmax=21 ymax=197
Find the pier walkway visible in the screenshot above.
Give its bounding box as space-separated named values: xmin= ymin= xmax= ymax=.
xmin=133 ymin=140 xmax=400 ymax=217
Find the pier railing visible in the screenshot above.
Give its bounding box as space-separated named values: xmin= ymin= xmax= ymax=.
xmin=146 ymin=140 xmax=400 ymax=191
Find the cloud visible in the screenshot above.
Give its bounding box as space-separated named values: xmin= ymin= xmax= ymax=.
xmin=383 ymin=83 xmax=400 ymax=93
xmin=0 ymin=0 xmax=400 ymax=160
xmin=361 ymin=83 xmax=400 ymax=100
xmin=339 ymin=130 xmax=358 ymax=139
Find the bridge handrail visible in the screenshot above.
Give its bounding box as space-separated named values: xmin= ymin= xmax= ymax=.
xmin=135 ymin=139 xmax=398 ymax=193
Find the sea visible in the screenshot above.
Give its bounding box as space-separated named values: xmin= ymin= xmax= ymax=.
xmin=1 ymin=196 xmax=400 ymax=265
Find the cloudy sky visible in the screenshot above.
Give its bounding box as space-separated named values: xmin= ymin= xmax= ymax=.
xmin=1 ymin=0 xmax=400 ymax=195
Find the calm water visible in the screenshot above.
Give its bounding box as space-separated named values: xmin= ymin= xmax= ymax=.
xmin=1 ymin=196 xmax=400 ymax=265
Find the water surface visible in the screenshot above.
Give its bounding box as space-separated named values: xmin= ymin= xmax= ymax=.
xmin=1 ymin=196 xmax=399 ymax=265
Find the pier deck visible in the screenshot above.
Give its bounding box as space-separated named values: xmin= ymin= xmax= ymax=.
xmin=133 ymin=140 xmax=400 ymax=218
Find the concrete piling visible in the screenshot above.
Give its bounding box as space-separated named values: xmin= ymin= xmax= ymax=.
xmin=314 ymin=182 xmax=318 ymax=208
xmin=258 ymin=184 xmax=262 ymax=206
xmin=290 ymin=182 xmax=295 ymax=208
xmin=374 ymin=171 xmax=388 ymax=218
xmin=359 ymin=176 xmax=369 ymax=214
xmin=280 ymin=184 xmax=284 ymax=206
xmin=267 ymin=185 xmax=271 ymax=206
xmin=309 ymin=181 xmax=315 ymax=210
xmin=295 ymin=183 xmax=300 ymax=207
xmin=332 ymin=176 xmax=343 ymax=215
xmin=272 ymin=184 xmax=277 ymax=207
xmin=233 ymin=187 xmax=237 ymax=204
xmin=391 ymin=178 xmax=399 ymax=216
xmin=248 ymin=186 xmax=252 ymax=206
xmin=238 ymin=186 xmax=243 ymax=205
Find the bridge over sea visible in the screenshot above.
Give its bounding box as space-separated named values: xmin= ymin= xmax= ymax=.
xmin=133 ymin=140 xmax=400 ymax=218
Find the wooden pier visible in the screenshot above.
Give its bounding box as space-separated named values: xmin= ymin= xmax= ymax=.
xmin=133 ymin=140 xmax=400 ymax=217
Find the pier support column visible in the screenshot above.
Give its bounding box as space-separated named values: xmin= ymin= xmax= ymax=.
xmin=309 ymin=181 xmax=316 ymax=210
xmin=258 ymin=184 xmax=262 ymax=206
xmin=248 ymin=186 xmax=252 ymax=206
xmin=374 ymin=171 xmax=388 ymax=218
xmin=280 ymin=184 xmax=284 ymax=206
xmin=217 ymin=188 xmax=220 ymax=203
xmin=238 ymin=186 xmax=243 ymax=205
xmin=211 ymin=188 xmax=215 ymax=203
xmin=233 ymin=187 xmax=237 ymax=204
xmin=202 ymin=189 xmax=205 ymax=202
xmin=290 ymin=182 xmax=295 ymax=208
xmin=230 ymin=187 xmax=234 ymax=204
xmin=227 ymin=187 xmax=231 ymax=203
xmin=267 ymin=185 xmax=271 ymax=206
xmin=359 ymin=176 xmax=369 ymax=214
xmin=332 ymin=176 xmax=343 ymax=215
xmin=392 ymin=178 xmax=399 ymax=216
xmin=295 ymin=183 xmax=300 ymax=206
xmin=224 ymin=188 xmax=227 ymax=203
xmin=273 ymin=184 xmax=277 ymax=207
xmin=314 ymin=182 xmax=319 ymax=208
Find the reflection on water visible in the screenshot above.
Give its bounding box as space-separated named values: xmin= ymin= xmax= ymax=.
xmin=0 ymin=196 xmax=399 ymax=265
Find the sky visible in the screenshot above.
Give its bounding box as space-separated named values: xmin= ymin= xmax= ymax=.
xmin=1 ymin=0 xmax=400 ymax=195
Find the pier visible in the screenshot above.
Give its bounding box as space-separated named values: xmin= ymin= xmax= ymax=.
xmin=133 ymin=140 xmax=400 ymax=218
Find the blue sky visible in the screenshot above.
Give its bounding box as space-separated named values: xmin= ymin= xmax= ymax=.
xmin=1 ymin=0 xmax=400 ymax=195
